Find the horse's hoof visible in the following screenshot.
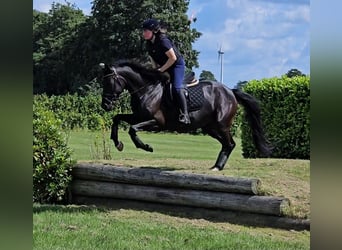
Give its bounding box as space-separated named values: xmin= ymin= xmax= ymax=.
xmin=210 ymin=166 xmax=221 ymax=171
xmin=116 ymin=141 xmax=124 ymax=151
xmin=145 ymin=144 xmax=153 ymax=152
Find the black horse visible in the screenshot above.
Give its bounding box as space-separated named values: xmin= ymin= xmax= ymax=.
xmin=101 ymin=61 xmax=271 ymax=171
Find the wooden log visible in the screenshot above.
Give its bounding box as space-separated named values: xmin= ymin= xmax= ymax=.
xmin=72 ymin=163 xmax=261 ymax=194
xmin=72 ymin=195 xmax=310 ymax=231
xmin=71 ymin=179 xmax=289 ymax=216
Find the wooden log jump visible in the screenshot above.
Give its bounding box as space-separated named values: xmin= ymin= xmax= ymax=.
xmin=72 ymin=162 xmax=261 ymax=194
xmin=71 ymin=163 xmax=290 ymax=216
xmin=72 ymin=179 xmax=289 ymax=216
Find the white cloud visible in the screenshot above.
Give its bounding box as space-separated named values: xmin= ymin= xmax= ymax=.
xmin=244 ymin=38 xmax=264 ymax=49
xmin=192 ymin=0 xmax=309 ymax=85
xmin=226 ymin=0 xmax=247 ymax=9
xmin=284 ymin=5 xmax=310 ymax=23
xmin=223 ymin=19 xmax=242 ymax=35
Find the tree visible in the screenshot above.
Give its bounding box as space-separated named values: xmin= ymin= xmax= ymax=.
xmin=285 ymin=68 xmax=305 ymax=78
xmin=33 ymin=10 xmax=49 ymax=93
xmin=199 ymin=70 xmax=216 ymax=81
xmin=234 ymin=80 xmax=248 ymax=89
xmin=90 ymin=0 xmax=201 ymax=68
xmin=33 ymin=2 xmax=86 ymax=94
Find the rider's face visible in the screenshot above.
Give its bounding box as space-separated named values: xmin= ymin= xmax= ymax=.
xmin=143 ymin=29 xmax=153 ymax=40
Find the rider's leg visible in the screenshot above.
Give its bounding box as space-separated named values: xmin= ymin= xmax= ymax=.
xmin=175 ymin=88 xmax=190 ymax=124
xmin=170 ymin=62 xmax=190 ymax=124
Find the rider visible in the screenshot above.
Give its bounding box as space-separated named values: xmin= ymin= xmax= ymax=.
xmin=142 ymin=18 xmax=190 ymax=125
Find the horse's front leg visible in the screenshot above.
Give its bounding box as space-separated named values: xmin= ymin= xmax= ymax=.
xmin=110 ymin=114 xmax=136 ymax=151
xmin=129 ymin=119 xmax=158 ymax=152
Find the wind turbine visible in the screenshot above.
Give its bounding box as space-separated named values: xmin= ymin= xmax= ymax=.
xmin=218 ymin=44 xmax=224 ymax=83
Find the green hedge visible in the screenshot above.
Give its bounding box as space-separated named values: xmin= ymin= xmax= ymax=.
xmin=33 ymin=92 xmax=131 ymax=131
xmin=241 ymin=76 xmax=310 ymax=159
xmin=33 ymin=104 xmax=75 ymax=203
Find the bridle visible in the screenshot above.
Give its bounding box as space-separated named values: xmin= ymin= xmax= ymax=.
xmin=102 ymin=67 xmax=127 ymax=101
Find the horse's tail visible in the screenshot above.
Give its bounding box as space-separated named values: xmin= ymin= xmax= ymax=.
xmin=232 ymin=88 xmax=272 ymax=157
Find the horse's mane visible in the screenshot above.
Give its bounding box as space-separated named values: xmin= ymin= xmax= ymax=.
xmin=115 ymin=60 xmax=169 ymax=84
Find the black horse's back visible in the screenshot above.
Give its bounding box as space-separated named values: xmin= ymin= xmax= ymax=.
xmin=232 ymin=88 xmax=272 ymax=157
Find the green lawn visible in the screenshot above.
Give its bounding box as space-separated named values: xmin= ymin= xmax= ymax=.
xmin=34 ymin=203 xmax=309 ymax=250
xmin=66 ymin=129 xmax=228 ymax=162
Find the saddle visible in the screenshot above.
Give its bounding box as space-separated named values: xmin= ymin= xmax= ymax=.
xmin=164 ymin=72 xmax=205 ymax=112
xmin=183 ymin=72 xmax=199 ymax=87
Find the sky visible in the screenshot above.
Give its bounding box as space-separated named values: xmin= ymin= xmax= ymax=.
xmin=33 ymin=0 xmax=310 ymax=88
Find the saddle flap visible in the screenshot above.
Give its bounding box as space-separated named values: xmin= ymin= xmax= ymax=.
xmin=163 ymin=81 xmax=206 ymax=112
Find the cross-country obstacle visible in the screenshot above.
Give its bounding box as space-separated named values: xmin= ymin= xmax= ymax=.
xmin=70 ymin=162 xmax=310 ymax=231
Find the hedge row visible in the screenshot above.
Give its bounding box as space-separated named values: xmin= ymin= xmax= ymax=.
xmin=241 ymin=75 xmax=310 ymax=160
xmin=33 ymin=92 xmax=131 ymax=130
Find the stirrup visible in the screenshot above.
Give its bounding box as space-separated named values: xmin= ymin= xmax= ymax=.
xmin=179 ymin=114 xmax=191 ymax=124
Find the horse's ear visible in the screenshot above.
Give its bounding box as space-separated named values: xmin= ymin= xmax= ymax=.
xmin=99 ymin=63 xmax=112 ymax=73
xmin=99 ymin=63 xmax=105 ymax=69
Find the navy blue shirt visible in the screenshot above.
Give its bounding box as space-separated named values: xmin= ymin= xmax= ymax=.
xmin=146 ymin=34 xmax=183 ymax=69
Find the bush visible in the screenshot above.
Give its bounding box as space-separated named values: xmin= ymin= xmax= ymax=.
xmin=241 ymin=75 xmax=310 ymax=159
xmin=33 ymin=104 xmax=75 ymax=203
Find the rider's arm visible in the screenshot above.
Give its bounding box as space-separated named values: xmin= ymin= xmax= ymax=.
xmin=158 ymin=48 xmax=177 ymax=72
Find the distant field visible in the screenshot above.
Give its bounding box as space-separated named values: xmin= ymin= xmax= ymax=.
xmin=67 ymin=129 xmax=227 ymax=162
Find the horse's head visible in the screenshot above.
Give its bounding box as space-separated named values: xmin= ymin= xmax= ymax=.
xmin=100 ymin=63 xmax=126 ymax=111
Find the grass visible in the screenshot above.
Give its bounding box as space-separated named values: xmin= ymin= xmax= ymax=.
xmin=33 ymin=129 xmax=310 ymax=249
xmin=34 ymin=204 xmax=310 ymax=250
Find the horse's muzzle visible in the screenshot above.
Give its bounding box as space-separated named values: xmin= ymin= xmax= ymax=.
xmin=101 ymin=99 xmax=114 ymax=111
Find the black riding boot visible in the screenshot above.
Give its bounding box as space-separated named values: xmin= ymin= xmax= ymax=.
xmin=176 ymin=89 xmax=191 ymax=124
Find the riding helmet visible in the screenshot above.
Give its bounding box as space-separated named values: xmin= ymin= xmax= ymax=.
xmin=142 ymin=18 xmax=160 ymax=32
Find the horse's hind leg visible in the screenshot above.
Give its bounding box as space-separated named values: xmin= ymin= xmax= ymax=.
xmin=203 ymin=127 xmax=235 ymax=171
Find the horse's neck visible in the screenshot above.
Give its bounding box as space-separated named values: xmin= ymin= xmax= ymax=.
xmin=137 ymin=82 xmax=163 ymax=103
xmin=121 ymin=71 xmax=160 ymax=98
xmin=128 ymin=82 xmax=162 ymax=115
xmin=119 ymin=67 xmax=163 ymax=110
xmin=119 ymin=70 xmax=144 ymax=93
